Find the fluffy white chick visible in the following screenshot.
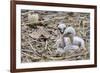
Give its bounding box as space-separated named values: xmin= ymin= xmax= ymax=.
xmin=58 ymin=23 xmax=66 ymax=34
xmin=63 ymin=26 xmax=86 ymax=51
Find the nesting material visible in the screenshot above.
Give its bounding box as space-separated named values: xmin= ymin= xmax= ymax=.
xmin=21 ymin=10 xmax=90 ymax=63
xmin=28 ymin=13 xmax=39 ymax=24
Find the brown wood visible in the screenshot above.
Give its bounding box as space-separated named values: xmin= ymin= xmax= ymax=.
xmin=10 ymin=1 xmax=16 ymax=73
xmin=15 ymin=1 xmax=96 ymax=9
xmin=94 ymin=6 xmax=97 ymax=66
xmin=10 ymin=0 xmax=97 ymax=72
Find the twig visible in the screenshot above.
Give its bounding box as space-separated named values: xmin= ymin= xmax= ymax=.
xmin=45 ymin=40 xmax=48 ymax=50
xmin=47 ymin=47 xmax=52 ymax=54
xmin=21 ymin=49 xmax=34 ymax=53
xmin=27 ymin=41 xmax=36 ymax=51
xmin=46 ymin=51 xmax=88 ymax=60
xmin=48 ymin=56 xmax=65 ymax=60
xmin=24 ymin=34 xmax=36 ymax=52
xmin=22 ymin=52 xmax=41 ymax=60
xmin=65 ymin=51 xmax=88 ymax=59
xmin=25 ymin=35 xmax=43 ymax=57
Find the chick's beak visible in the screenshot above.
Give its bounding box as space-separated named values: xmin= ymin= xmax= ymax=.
xmin=60 ymin=30 xmax=64 ymax=34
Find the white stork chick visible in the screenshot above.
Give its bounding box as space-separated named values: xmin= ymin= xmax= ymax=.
xmin=55 ymin=23 xmax=67 ymax=49
xmin=54 ymin=23 xmax=67 ymax=55
xmin=55 ymin=37 xmax=71 ymax=55
xmin=57 ymin=23 xmax=66 ymax=34
xmin=64 ymin=27 xmax=76 ymax=36
xmin=28 ymin=13 xmax=39 ymax=24
xmin=63 ymin=26 xmax=86 ymax=51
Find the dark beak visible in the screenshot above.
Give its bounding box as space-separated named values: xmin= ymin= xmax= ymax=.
xmin=60 ymin=31 xmax=64 ymax=34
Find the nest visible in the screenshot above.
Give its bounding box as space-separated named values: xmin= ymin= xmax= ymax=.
xmin=21 ymin=10 xmax=90 ymax=63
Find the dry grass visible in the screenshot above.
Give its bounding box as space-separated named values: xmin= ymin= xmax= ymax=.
xmin=21 ymin=10 xmax=90 ymax=63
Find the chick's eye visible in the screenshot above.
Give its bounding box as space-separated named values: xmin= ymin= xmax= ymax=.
xmin=64 ymin=27 xmax=66 ymax=30
xmin=58 ymin=28 xmax=61 ymax=30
